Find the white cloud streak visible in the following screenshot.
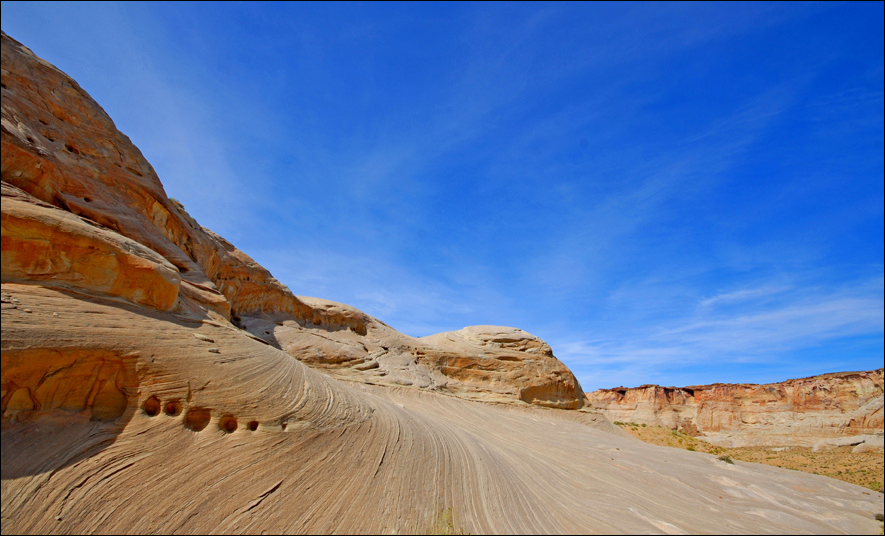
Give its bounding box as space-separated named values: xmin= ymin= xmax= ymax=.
xmin=699 ymin=286 xmax=790 ymax=308
xmin=555 ymin=276 xmax=884 ymax=390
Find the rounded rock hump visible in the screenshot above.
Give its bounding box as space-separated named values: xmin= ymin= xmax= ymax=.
xmin=420 ymin=326 xmax=585 ymax=410
xmin=3 ymin=30 xmax=884 ymax=536
xmin=423 ymin=325 xmax=555 ymax=355
xmin=2 ymin=29 xmax=587 ymax=411
xmin=240 ymin=303 xmax=585 ymax=409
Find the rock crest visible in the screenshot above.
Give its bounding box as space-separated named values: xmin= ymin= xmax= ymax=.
xmin=1 ymin=31 xmax=583 ymax=411
xmin=2 ymin=31 xmax=882 ymax=534
xmin=586 ymin=368 xmax=884 ymax=447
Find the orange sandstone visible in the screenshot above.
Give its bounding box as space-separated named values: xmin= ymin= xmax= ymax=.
xmin=2 ymin=31 xmax=883 ymax=535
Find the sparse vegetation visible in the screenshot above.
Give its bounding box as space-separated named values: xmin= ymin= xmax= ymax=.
xmin=429 ymin=507 xmax=469 ymax=535
xmin=613 ymin=422 xmax=884 ymax=492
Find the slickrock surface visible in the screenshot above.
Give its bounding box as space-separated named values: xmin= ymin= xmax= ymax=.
xmin=242 ymin=308 xmax=586 ymax=409
xmin=2 ymin=31 xmax=884 ymax=534
xmin=3 ymin=284 xmax=884 ymax=535
xmin=0 ymin=31 xmax=583 ymax=411
xmin=586 ymin=369 xmax=884 ymax=448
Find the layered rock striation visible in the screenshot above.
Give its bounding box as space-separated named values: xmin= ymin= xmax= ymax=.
xmin=586 ymin=369 xmax=884 ymax=447
xmin=1 ymin=31 xmax=583 ymax=411
xmin=2 ymin=31 xmax=883 ymax=534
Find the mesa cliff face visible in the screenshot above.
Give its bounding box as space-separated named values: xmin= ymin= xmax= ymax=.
xmin=586 ymin=369 xmax=884 ymax=447
xmin=2 ymin=32 xmax=883 ymax=535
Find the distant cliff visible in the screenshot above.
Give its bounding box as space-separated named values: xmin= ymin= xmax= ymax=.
xmin=3 ymin=30 xmax=883 ymax=535
xmin=586 ymin=368 xmax=884 ymax=447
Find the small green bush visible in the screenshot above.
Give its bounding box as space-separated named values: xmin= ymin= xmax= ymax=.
xmin=430 ymin=507 xmax=469 ymax=535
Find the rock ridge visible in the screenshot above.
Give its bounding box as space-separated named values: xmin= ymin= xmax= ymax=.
xmin=586 ymin=368 xmax=884 ymax=447
xmin=2 ymin=30 xmax=883 ymax=535
xmin=1 ymin=30 xmax=583 ymax=410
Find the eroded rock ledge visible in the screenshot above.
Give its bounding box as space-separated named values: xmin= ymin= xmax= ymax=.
xmin=2 ymin=30 xmax=883 ymax=536
xmin=585 ymin=368 xmax=884 ymax=447
xmin=0 ymin=30 xmax=583 ymax=411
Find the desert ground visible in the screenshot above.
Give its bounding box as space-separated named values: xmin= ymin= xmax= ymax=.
xmin=614 ymin=422 xmax=884 ymax=493
xmin=2 ymin=30 xmax=884 ymax=535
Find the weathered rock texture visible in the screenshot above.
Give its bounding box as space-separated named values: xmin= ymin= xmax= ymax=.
xmin=586 ymin=369 xmax=884 ymax=447
xmin=2 ymin=32 xmax=883 ymax=534
xmin=0 ymin=31 xmax=583 ymax=411
xmin=241 ymin=309 xmax=586 ymax=409
xmin=2 ymin=182 xmax=181 ymax=310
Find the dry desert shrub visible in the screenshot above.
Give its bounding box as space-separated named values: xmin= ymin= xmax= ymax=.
xmin=429 ymin=507 xmax=469 ymax=535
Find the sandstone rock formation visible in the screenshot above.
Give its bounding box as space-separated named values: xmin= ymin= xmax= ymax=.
xmin=242 ymin=308 xmax=586 ymax=409
xmin=811 ymin=434 xmax=885 ymax=454
xmin=0 ymin=31 xmax=583 ymax=411
xmin=586 ymin=369 xmax=884 ymax=447
xmin=2 ymin=182 xmax=181 ymax=310
xmin=2 ymin=31 xmax=883 ymax=534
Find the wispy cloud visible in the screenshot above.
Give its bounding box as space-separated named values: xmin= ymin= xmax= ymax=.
xmin=515 ymin=84 xmax=798 ymax=300
xmin=251 ymin=245 xmax=509 ymax=337
xmin=4 ymin=2 xmax=881 ymax=395
xmin=699 ymin=286 xmax=789 ymax=308
xmin=665 ymin=296 xmax=883 ymax=355
xmin=555 ymin=276 xmax=884 ymax=390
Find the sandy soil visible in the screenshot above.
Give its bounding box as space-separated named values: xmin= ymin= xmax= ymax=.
xmin=615 ymin=422 xmax=885 ymax=492
xmin=3 ymin=285 xmax=885 ymax=534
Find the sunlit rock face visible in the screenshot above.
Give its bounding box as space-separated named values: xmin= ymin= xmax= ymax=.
xmin=1 ymin=30 xmax=348 ymax=325
xmin=1 ymin=30 xmax=584 ymax=412
xmin=2 ymin=30 xmax=884 ymax=536
xmin=2 ymin=183 xmax=181 ymax=310
xmin=420 ymin=325 xmax=585 ymax=409
xmin=239 ymin=303 xmax=586 ymax=409
xmin=586 ymin=368 xmax=884 ymax=447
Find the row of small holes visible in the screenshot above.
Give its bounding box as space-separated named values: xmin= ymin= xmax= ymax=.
xmin=141 ymin=396 xmax=259 ymax=433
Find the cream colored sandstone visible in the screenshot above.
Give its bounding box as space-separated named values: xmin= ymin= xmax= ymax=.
xmin=2 ymin=31 xmax=884 ymax=535
xmin=1 ymin=31 xmax=583 ymax=410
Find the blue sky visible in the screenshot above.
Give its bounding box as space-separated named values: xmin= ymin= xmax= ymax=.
xmin=3 ymin=2 xmax=883 ymax=391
